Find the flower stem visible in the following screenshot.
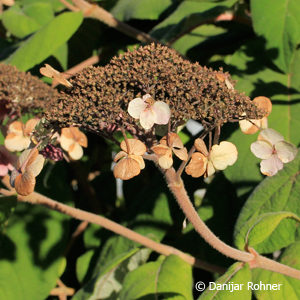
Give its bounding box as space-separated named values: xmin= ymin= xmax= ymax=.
xmin=163 ymin=167 xmax=300 ymax=279
xmin=0 ymin=177 xmax=225 ymax=275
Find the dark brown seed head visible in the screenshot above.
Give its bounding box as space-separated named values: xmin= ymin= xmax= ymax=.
xmin=44 ymin=43 xmax=264 ymax=134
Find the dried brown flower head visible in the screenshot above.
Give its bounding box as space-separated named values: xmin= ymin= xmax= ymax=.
xmin=0 ymin=64 xmax=59 ymax=117
xmin=44 ymin=44 xmax=264 ymax=136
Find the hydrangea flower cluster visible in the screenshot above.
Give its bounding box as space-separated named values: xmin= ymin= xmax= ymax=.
xmin=0 ymin=44 xmax=297 ymax=197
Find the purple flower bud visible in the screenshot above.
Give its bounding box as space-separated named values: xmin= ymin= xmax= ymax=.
xmin=40 ymin=144 xmax=64 ymax=161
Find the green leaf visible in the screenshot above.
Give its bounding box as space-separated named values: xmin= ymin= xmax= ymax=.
xmin=150 ymin=0 xmax=237 ymax=42
xmin=120 ymin=255 xmax=193 ymax=300
xmin=234 ymin=152 xmax=300 ymax=254
xmin=6 ymin=11 xmax=83 ymax=71
xmin=2 ymin=2 xmax=54 ymax=39
xmin=199 ymin=262 xmax=251 ymax=299
xmin=224 ymin=40 xmax=300 ymax=189
xmin=23 ymin=2 xmax=54 ymax=27
xmin=95 ymin=235 xmax=139 ymax=271
xmin=111 ymin=0 xmax=172 ymax=21
xmin=21 ymin=0 xmax=64 ymax=12
xmin=0 ymin=196 xmax=17 ymax=231
xmin=52 ymin=43 xmax=68 ymax=70
xmin=252 ymin=241 xmax=300 ymax=299
xmin=172 ymin=24 xmax=227 ymax=55
xmin=76 ymin=249 xmax=95 ymax=283
xmin=245 ymin=212 xmax=300 ymax=252
xmin=83 ymin=223 xmax=102 ymax=249
xmin=251 ymin=0 xmax=300 ymax=72
xmin=0 ymin=203 xmax=69 ymax=300
xmin=73 ymin=248 xmax=149 ymax=299
xmin=2 ymin=5 xmax=40 ymax=38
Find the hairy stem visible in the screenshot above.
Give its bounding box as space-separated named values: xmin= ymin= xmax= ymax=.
xmin=64 ymin=0 xmax=157 ymax=44
xmin=0 ymin=182 xmax=224 ymax=275
xmin=163 ymin=167 xmax=300 ymax=280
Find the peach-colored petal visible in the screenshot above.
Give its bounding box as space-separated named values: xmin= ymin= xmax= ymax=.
xmin=113 ymin=157 xmax=141 ymax=180
xmin=173 ymin=147 xmax=188 ymax=161
xmin=4 ymin=133 xmax=30 ymax=152
xmin=24 ymin=118 xmax=39 ymax=136
xmin=253 ymin=96 xmax=272 ymax=117
xmin=260 ymin=116 xmax=268 ymax=129
xmin=152 ymin=144 xmax=170 ymax=156
xmin=140 ymin=108 xmax=156 ymax=130
xmin=168 ymin=133 xmax=183 ymax=149
xmin=215 ymin=73 xmax=226 ymax=82
xmin=120 ymin=139 xmax=146 ymax=156
xmin=260 ymin=154 xmax=283 ymax=176
xmin=17 ymin=149 xmax=31 ymax=169
xmin=18 ymin=148 xmax=44 ymax=176
xmin=40 ymin=64 xmax=72 ymax=87
xmin=275 ymin=141 xmax=298 ymax=163
xmin=61 ymin=127 xmax=73 ymax=139
xmin=68 ymin=143 xmax=83 ymax=160
xmin=152 ymin=101 xmax=171 ymax=125
xmin=210 ymin=141 xmax=238 ymax=170
xmin=114 ymin=150 xmax=127 ymax=162
xmin=7 ymin=121 xmax=23 ymax=134
xmin=194 ymin=138 xmax=209 ymax=156
xmin=159 ymin=136 xmax=168 ymax=146
xmin=26 ymin=153 xmax=45 ymax=177
xmin=225 ymin=79 xmax=234 ymax=90
xmin=185 ymin=152 xmax=208 ymax=178
xmin=128 ymin=97 xmax=147 ymax=119
xmin=206 ymin=160 xmax=216 ymax=177
xmin=129 ymin=154 xmax=145 ymax=169
xmin=61 ymin=127 xmax=87 ymax=148
xmin=258 ymin=128 xmax=284 ymax=146
xmin=70 ymin=127 xmax=87 ymax=147
xmin=250 ymin=140 xmax=273 ymax=160
xmin=54 ymin=75 xmax=72 ymax=88
xmin=157 ymin=152 xmax=173 ymax=169
xmin=14 ymin=171 xmax=36 ymax=196
xmin=40 ymin=64 xmax=60 ymax=77
xmin=60 ymin=132 xmax=74 ymax=151
xmin=239 ymin=119 xmax=260 ymax=135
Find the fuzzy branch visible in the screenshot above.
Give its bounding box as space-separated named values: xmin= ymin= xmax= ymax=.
xmin=60 ymin=0 xmax=157 ymax=44
xmin=0 ymin=177 xmax=224 ymax=275
xmin=160 ymin=165 xmax=300 ymax=280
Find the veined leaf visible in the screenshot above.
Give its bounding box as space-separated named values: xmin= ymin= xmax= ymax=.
xmin=151 ymin=0 xmax=237 ymax=42
xmin=251 ymin=0 xmax=300 ymax=73
xmin=6 ymin=11 xmax=83 ymax=71
xmin=120 ymin=255 xmax=193 ymax=300
xmin=234 ymin=152 xmax=300 ymax=253
xmin=244 ymin=212 xmax=300 ymax=253
xmin=198 ymin=262 xmax=251 ymax=299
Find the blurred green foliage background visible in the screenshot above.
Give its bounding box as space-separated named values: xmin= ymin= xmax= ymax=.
xmin=0 ymin=0 xmax=300 ymax=299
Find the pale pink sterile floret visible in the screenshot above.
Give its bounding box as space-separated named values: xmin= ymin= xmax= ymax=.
xmin=128 ymin=94 xmax=171 ymax=130
xmin=0 ymin=146 xmax=15 ymax=176
xmin=250 ymin=128 xmax=298 ymax=176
